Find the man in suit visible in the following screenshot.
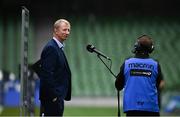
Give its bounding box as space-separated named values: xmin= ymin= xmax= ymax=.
xmin=37 ymin=19 xmax=71 ymax=116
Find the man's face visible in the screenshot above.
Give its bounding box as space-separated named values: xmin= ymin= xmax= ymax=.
xmin=55 ymin=22 xmax=70 ymax=42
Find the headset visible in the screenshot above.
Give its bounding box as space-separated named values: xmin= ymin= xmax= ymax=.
xmin=132 ymin=35 xmax=154 ymax=54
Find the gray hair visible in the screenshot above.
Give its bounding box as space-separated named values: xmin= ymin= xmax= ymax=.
xmin=54 ymin=19 xmax=70 ymax=29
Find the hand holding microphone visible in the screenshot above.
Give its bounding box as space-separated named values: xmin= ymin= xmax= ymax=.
xmin=86 ymin=44 xmax=111 ymax=60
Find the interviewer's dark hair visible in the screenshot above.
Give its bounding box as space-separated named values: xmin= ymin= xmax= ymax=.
xmin=132 ymin=35 xmax=154 ymax=54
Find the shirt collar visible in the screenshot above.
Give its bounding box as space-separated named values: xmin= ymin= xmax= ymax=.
xmin=53 ymin=37 xmax=64 ymax=49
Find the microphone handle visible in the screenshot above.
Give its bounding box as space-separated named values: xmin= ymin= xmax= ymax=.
xmin=94 ymin=49 xmax=110 ymax=60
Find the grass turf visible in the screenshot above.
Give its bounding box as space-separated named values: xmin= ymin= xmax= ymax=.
xmin=0 ymin=106 xmax=125 ymax=116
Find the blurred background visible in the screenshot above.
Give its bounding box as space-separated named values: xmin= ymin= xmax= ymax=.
xmin=0 ymin=0 xmax=180 ymax=116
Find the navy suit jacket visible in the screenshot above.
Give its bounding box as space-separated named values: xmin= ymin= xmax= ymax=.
xmin=37 ymin=39 xmax=71 ymax=101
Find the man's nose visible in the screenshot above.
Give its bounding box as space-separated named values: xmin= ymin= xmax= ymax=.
xmin=66 ymin=31 xmax=70 ymax=35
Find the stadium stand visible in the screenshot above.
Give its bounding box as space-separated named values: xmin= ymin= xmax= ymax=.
xmin=0 ymin=16 xmax=180 ymax=100
xmin=65 ymin=17 xmax=180 ymax=96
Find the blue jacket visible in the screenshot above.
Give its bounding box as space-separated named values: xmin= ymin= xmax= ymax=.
xmin=123 ymin=58 xmax=159 ymax=112
xmin=39 ymin=39 xmax=71 ymax=101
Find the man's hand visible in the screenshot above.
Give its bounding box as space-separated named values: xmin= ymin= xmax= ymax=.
xmin=52 ymin=97 xmax=57 ymax=102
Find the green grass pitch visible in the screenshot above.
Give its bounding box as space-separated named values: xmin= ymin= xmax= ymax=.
xmin=0 ymin=106 xmax=125 ymax=116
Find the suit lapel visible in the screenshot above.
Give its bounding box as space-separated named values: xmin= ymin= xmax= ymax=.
xmin=51 ymin=39 xmax=71 ymax=73
xmin=59 ymin=48 xmax=71 ymax=73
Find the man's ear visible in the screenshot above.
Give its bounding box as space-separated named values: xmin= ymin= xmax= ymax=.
xmin=54 ymin=28 xmax=57 ymax=34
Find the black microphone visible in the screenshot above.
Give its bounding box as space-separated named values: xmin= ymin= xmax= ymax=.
xmin=86 ymin=44 xmax=111 ymax=60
